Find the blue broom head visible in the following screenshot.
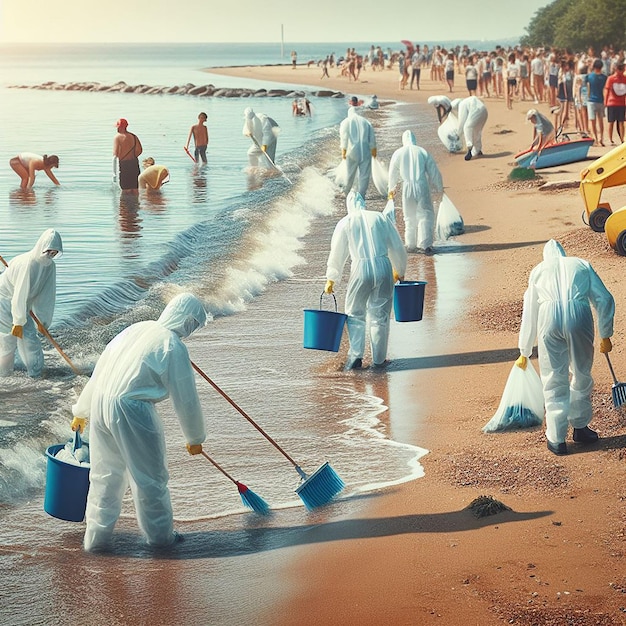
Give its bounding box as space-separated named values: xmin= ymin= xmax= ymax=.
xmin=295 ymin=462 xmax=345 ymax=510
xmin=236 ymin=482 xmax=271 ymax=515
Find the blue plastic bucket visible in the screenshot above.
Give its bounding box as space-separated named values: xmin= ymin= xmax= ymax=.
xmin=44 ymin=444 xmax=90 ymax=522
xmin=303 ymin=293 xmax=348 ymax=352
xmin=393 ymin=280 xmax=427 ymax=322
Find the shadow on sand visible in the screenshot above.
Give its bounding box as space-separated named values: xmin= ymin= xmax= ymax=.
xmin=100 ymin=506 xmax=553 ymax=560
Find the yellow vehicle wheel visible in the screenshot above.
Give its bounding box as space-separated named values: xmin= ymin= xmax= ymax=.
xmin=589 ymin=206 xmax=611 ymax=232
xmin=616 ymin=230 xmax=626 ymax=256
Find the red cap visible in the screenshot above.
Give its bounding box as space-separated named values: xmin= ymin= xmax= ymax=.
xmin=116 ymin=118 xmax=128 ymax=130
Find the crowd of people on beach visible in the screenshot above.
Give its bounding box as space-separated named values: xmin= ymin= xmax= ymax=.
xmin=308 ymin=41 xmax=626 ymax=148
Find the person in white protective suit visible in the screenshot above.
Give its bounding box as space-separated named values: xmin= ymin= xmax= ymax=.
xmin=450 ymin=96 xmax=489 ymax=160
xmin=339 ymin=106 xmax=377 ymax=197
xmin=0 ymin=229 xmax=63 ymax=377
xmin=515 ymin=240 xmax=615 ymax=456
xmin=242 ymin=107 xmax=280 ymax=168
xmin=387 ymin=130 xmax=443 ymax=253
xmin=324 ymin=191 xmax=407 ymax=370
xmin=70 ymin=293 xmax=208 ymax=551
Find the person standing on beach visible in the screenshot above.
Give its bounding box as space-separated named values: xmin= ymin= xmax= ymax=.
xmin=604 ymin=59 xmax=626 ymax=144
xmin=585 ymin=58 xmax=608 ymax=146
xmin=242 ymin=107 xmax=280 ymax=168
xmin=515 ymin=240 xmax=614 ymax=456
xmin=387 ymin=130 xmax=443 ymax=253
xmin=9 ymin=153 xmax=60 ymax=189
xmin=185 ymin=112 xmax=209 ymax=164
xmin=113 ymin=118 xmax=142 ymax=194
xmin=339 ymin=106 xmax=377 ymax=197
xmin=324 ymin=191 xmax=407 ymax=370
xmin=70 ymin=293 xmax=208 ymax=552
xmin=0 ymin=229 xmax=63 ymax=377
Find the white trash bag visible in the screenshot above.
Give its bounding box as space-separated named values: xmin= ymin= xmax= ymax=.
xmin=333 ymin=159 xmax=349 ymax=191
xmin=483 ymin=361 xmax=545 ymax=432
xmin=438 ymin=113 xmax=463 ymax=153
xmin=436 ymin=193 xmax=465 ymax=241
xmin=370 ymin=157 xmax=389 ymax=197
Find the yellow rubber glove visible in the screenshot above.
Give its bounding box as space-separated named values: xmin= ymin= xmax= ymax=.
xmin=324 ymin=279 xmax=335 ymax=294
xmin=71 ymin=417 xmax=87 ymax=434
xmin=186 ymin=443 xmax=203 ymax=455
xmin=387 ymin=190 xmax=395 ymax=200
xmin=371 ymin=148 xmax=377 ymax=158
xmin=393 ymin=270 xmax=400 ymax=283
xmin=11 ymin=325 xmax=23 ymax=339
xmin=341 ymin=148 xmax=347 ymax=159
xmin=515 ymin=355 xmax=527 ymax=370
xmin=600 ymin=337 xmax=613 ymax=353
xmin=261 ymin=145 xmax=267 ymax=153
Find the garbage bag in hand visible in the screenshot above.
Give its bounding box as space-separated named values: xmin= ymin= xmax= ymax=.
xmin=333 ymin=159 xmax=349 ymax=191
xmin=483 ymin=361 xmax=544 ymax=432
xmin=438 ymin=114 xmax=463 ymax=153
xmin=436 ymin=193 xmax=465 ymax=241
xmin=371 ymin=157 xmax=389 ymax=197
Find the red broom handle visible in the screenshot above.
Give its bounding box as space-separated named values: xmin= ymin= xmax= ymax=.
xmin=0 ymin=254 xmax=82 ymax=376
xmin=191 ymin=360 xmax=300 ymax=469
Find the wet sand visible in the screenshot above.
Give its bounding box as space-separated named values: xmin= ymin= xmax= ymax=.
xmin=207 ymin=64 xmax=626 ymax=624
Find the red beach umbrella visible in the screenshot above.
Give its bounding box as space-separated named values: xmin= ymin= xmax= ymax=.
xmin=401 ymin=40 xmax=414 ymax=53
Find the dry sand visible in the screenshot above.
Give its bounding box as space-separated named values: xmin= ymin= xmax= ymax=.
xmin=208 ymin=63 xmax=626 ymax=624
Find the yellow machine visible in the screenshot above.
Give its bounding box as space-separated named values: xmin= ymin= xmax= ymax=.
xmin=579 ymin=142 xmax=626 ymax=232
xmin=605 ymin=206 xmax=626 ymax=255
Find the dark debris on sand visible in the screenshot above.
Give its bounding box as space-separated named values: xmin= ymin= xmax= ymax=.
xmin=466 ymin=495 xmax=512 ymax=518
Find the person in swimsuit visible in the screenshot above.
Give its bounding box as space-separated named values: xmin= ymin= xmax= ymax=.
xmin=139 ymin=158 xmax=170 ymax=190
xmin=9 ymin=153 xmax=60 ymax=189
xmin=113 ymin=118 xmax=143 ymax=194
xmin=185 ymin=112 xmax=209 ymax=164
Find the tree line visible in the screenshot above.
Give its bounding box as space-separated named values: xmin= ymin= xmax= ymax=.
xmin=521 ymin=0 xmax=626 ymax=53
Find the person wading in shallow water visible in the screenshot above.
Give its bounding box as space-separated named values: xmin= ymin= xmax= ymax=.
xmin=113 ymin=118 xmax=143 ymax=194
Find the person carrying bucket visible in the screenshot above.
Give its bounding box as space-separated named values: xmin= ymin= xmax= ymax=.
xmin=387 ymin=129 xmax=443 ymax=254
xmin=70 ymin=293 xmax=208 ymax=552
xmin=324 ymin=191 xmax=407 ymax=370
xmin=0 ymin=229 xmax=63 ymax=377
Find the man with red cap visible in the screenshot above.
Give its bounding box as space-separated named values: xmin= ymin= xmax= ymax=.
xmin=113 ymin=118 xmax=143 ymax=193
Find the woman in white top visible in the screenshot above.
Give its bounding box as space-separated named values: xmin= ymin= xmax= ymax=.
xmin=10 ymin=153 xmax=60 ymax=189
xmin=506 ymin=52 xmax=520 ymax=109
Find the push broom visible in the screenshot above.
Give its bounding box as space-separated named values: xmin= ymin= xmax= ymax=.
xmin=605 ymin=353 xmax=626 ymax=408
xmin=0 ymin=254 xmax=82 ymax=376
xmin=191 ymin=361 xmax=345 ymax=509
xmin=200 ymin=451 xmax=270 ymax=515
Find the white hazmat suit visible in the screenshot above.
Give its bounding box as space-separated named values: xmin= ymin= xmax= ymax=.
xmin=518 ymin=240 xmax=614 ymax=448
xmin=451 ymin=96 xmax=489 ymax=160
xmin=388 ymin=130 xmax=443 ymax=251
xmin=427 ymin=95 xmax=462 ymax=153
xmin=0 ymin=229 xmax=63 ymax=377
xmin=326 ymin=192 xmax=407 ymax=368
xmin=72 ymin=293 xmax=208 ymax=551
xmin=339 ymin=107 xmax=377 ymax=197
xmin=242 ymin=107 xmax=280 ymax=167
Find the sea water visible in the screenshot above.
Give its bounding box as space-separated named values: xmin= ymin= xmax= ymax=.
xmin=0 ymin=42 xmax=473 ymax=532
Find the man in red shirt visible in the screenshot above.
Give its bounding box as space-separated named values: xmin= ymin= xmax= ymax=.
xmin=604 ymin=60 xmax=626 ymax=144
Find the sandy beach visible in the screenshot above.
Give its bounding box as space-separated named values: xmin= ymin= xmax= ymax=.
xmin=206 ymin=62 xmax=626 ymax=624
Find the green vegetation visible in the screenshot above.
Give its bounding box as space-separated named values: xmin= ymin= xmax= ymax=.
xmin=521 ymin=0 xmax=626 ymax=53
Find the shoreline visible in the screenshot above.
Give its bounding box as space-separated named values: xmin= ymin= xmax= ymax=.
xmin=211 ymin=64 xmax=626 ymax=624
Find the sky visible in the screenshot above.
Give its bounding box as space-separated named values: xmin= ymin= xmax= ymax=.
xmin=0 ymin=0 xmax=550 ymax=44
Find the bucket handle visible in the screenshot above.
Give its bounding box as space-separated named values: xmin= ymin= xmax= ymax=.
xmin=319 ymin=292 xmax=339 ymax=312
